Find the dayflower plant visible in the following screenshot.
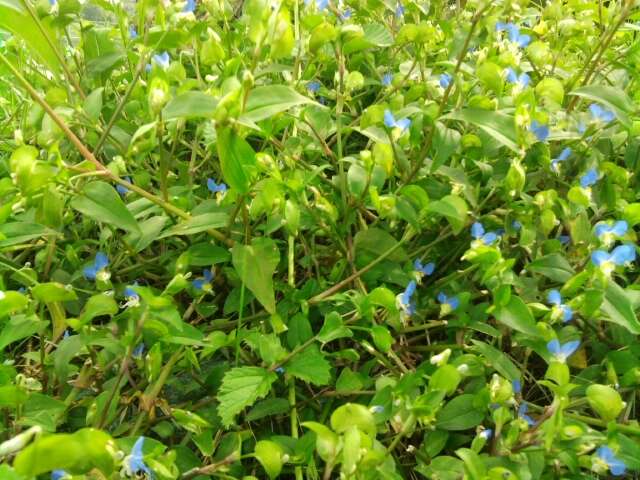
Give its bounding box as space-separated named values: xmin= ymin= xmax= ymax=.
xmin=547 ymin=289 xmax=573 ymax=323
xmin=192 ymin=268 xmax=215 ymax=291
xmin=83 ymin=252 xmax=110 ymax=282
xmin=591 ymin=244 xmax=636 ymax=275
xmin=437 ymin=292 xmax=459 ymax=311
xmin=595 ymin=220 xmax=627 ymax=247
xmin=396 ymin=280 xmax=417 ymax=321
xmin=383 ymin=110 xmax=411 ymax=132
xmin=547 ymin=339 xmax=580 ymax=363
xmin=123 ymin=437 xmax=153 ymax=478
xmin=471 ymin=222 xmax=499 ymax=246
xmin=589 ymin=103 xmax=616 ymax=123
xmin=496 ymin=22 xmax=531 ymax=47
xmin=594 ymin=446 xmax=626 ymax=476
xmin=551 ymin=147 xmax=571 ymax=172
xmin=413 ymin=259 xmax=434 ymax=283
xmin=439 ymin=73 xmax=452 ymax=89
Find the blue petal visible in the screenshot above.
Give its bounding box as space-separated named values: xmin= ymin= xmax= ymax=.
xmin=83 ymin=265 xmax=98 ymax=280
xmin=317 ymin=0 xmax=329 ymax=10
xmin=547 ymin=339 xmax=561 ymax=356
xmin=192 ymin=279 xmax=205 ymax=290
xmin=611 ymin=244 xmax=635 ymax=265
xmin=306 ymin=81 xmax=321 ymax=93
xmin=383 ymin=110 xmax=396 ymax=128
xmin=506 ymin=24 xmax=520 ymax=41
xmin=51 ymin=470 xmax=69 ymax=480
xmin=530 ymin=120 xmax=549 ymax=141
xmin=437 ymin=291 xmax=447 ymax=304
xmin=609 ymin=457 xmax=627 ymax=476
xmin=94 ymin=252 xmax=109 ymax=270
xmin=518 ymin=72 xmax=530 ymax=87
xmin=203 ymin=269 xmax=214 ymax=282
xmin=559 ymin=235 xmax=570 ymax=245
xmin=116 ymin=184 xmax=129 ymax=196
xmin=133 ymin=343 xmax=145 ymax=357
xmin=561 ymin=305 xmax=573 ymax=323
xmin=557 ymin=147 xmax=572 ymax=161
xmin=512 ymin=379 xmax=522 ymax=394
xmin=591 ymin=250 xmax=610 ymax=266
xmin=597 ymin=446 xmax=615 ymax=463
xmin=589 ymin=103 xmax=604 ymax=119
xmin=447 ymin=296 xmax=460 ymax=310
xmin=505 ymin=68 xmax=517 ymax=84
xmin=395 ymin=117 xmax=411 ymax=131
xmin=439 ymin=73 xmax=452 ymax=88
xmin=423 ymin=262 xmax=435 ymax=275
xmin=580 ymin=168 xmax=598 ymax=188
xmin=482 ymin=232 xmax=498 ymax=245
xmin=516 ymin=34 xmax=531 ymax=47
xmin=547 ymin=289 xmax=562 ymax=306
xmin=132 ymin=436 xmax=145 ymax=457
xmin=612 ymin=220 xmax=628 ymax=236
xmin=401 ymin=280 xmax=417 ymax=307
xmin=129 ymin=25 xmax=138 ymax=39
xmin=471 ymin=222 xmax=485 ymax=239
xmin=495 ymin=21 xmax=509 ymax=32
xmin=395 ymin=3 xmax=404 ymax=17
xmin=560 ymin=340 xmax=580 ymax=358
xmin=382 ymin=73 xmax=392 ymax=86
xmin=124 ymin=286 xmax=139 ymax=299
xmin=183 ymin=0 xmax=195 ymax=12
xmin=340 ymin=8 xmax=351 ymax=19
xmin=595 ymin=223 xmax=611 ymax=238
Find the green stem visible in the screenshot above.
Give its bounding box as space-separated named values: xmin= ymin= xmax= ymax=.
xmin=288 ymin=378 xmax=303 ymax=480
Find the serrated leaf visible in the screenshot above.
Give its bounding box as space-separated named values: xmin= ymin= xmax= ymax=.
xmin=217 ymin=367 xmax=277 ymax=427
xmin=286 ymin=344 xmax=331 ymax=385
xmin=317 ymin=311 xmax=353 ymax=343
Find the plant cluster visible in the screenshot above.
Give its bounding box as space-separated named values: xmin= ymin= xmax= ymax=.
xmin=1 ymin=0 xmax=640 ymax=478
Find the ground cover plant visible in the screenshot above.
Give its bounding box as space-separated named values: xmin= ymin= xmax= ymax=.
xmin=1 ymin=0 xmax=640 ymax=478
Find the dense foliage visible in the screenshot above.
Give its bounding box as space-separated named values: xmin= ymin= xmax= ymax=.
xmin=1 ymin=0 xmax=640 ymax=478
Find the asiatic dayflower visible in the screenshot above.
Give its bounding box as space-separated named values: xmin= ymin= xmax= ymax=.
xmin=471 ymin=222 xmax=499 ymax=246
xmin=518 ymin=403 xmax=536 ymax=426
xmin=83 ymin=252 xmax=110 ymax=282
xmin=306 ymin=81 xmax=321 ymax=93
xmin=439 ymin=73 xmax=452 ymax=89
xmin=183 ymin=0 xmax=195 ymax=12
xmin=123 ymin=283 xmax=140 ymax=308
xmin=589 ymin=103 xmax=615 ymax=124
xmin=413 ymin=259 xmax=435 ymax=284
xmin=207 ymin=178 xmax=228 ymax=200
xmin=305 ymin=0 xmax=329 ymax=11
xmin=547 ymin=289 xmax=573 ymax=323
xmin=505 ymin=67 xmax=529 ymax=90
xmin=132 ymin=343 xmax=145 ymax=359
xmin=396 ymin=280 xmax=416 ymax=321
xmin=547 ymin=339 xmax=580 ymax=363
xmin=51 ymin=471 xmax=70 ymax=480
xmin=551 ymin=147 xmax=571 ymax=172
xmin=591 ymin=244 xmax=636 ymax=275
xmin=129 ymin=25 xmax=138 ymax=39
xmin=593 ymin=446 xmax=626 ymax=477
xmin=579 ymin=168 xmax=599 ymax=196
xmin=192 ymin=268 xmax=214 ymax=291
xmin=437 ymin=292 xmax=459 ymax=311
xmin=123 ymin=436 xmax=153 ymax=478
xmin=479 ymin=429 xmax=493 ymax=440
xmin=382 ymin=73 xmax=393 ymax=87
xmin=496 ymin=22 xmax=531 ymax=48
xmin=595 ymin=220 xmax=627 ymax=247
xmin=152 ymin=52 xmax=170 ymax=70
xmin=116 ymin=177 xmax=133 ymax=197
xmin=512 ymin=379 xmax=522 ymax=395
xmin=383 ymin=110 xmax=411 ymax=133
xmin=395 ymin=2 xmax=404 ymax=17
xmin=530 ymin=120 xmax=549 ymax=142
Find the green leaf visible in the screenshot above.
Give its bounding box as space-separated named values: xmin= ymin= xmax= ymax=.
xmin=0 ymin=314 xmax=46 ymax=351
xmin=601 ymin=281 xmax=640 ymax=334
xmin=427 ymin=194 xmax=468 ymax=234
xmin=0 ymin=291 xmax=29 ymax=317
xmin=73 ymin=293 xmax=119 ymax=328
xmin=246 ymin=398 xmax=290 ymax=421
xmin=317 ymin=311 xmax=353 ymax=344
xmin=217 ymin=367 xmax=277 ymax=427
xmin=444 ymin=109 xmax=519 ymax=152
xmin=570 ymin=85 xmax=634 ymax=128
xmin=31 ymin=282 xmax=77 ymax=303
xmin=431 ymin=122 xmax=461 ymax=172
xmin=241 ymin=85 xmax=316 ymax=123
xmin=160 ymin=213 xmax=229 ymax=238
xmin=70 ymin=181 xmax=140 ymax=233
xmin=493 ymin=295 xmax=541 ymax=338
xmin=353 ymin=227 xmax=408 ymax=263
xmin=163 ymin=92 xmax=219 ymax=119
xmin=343 ymin=23 xmax=393 ymax=54
xmin=232 ymin=238 xmax=280 ymax=314
xmin=436 ymin=394 xmax=484 ymax=431
xmin=470 ymin=340 xmax=520 ymax=381
xmin=527 ymin=254 xmax=575 ymax=282
xmin=216 ymin=128 xmax=257 ymax=194
xmin=285 ymin=344 xmax=331 ymax=386
xmin=0 ymin=223 xmax=53 ymax=248
xmin=254 ymin=440 xmax=284 ymax=479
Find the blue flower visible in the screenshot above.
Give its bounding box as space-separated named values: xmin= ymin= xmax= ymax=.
xmin=83 ymin=252 xmax=109 ymax=281
xmin=193 ymin=268 xmax=214 ymax=291
xmin=547 ymin=339 xmax=580 ymax=363
xmin=116 ymin=177 xmax=133 ymax=197
xmin=127 ymin=436 xmax=153 ymax=478
xmin=595 ymin=446 xmax=626 ymax=476
xmin=207 ymin=178 xmax=228 ymax=196
xmin=183 ymin=0 xmax=196 ymax=12
xmin=439 ymin=73 xmax=452 ymax=89
xmin=512 ymin=220 xmax=522 ymax=231
xmin=437 ymin=292 xmax=459 ymax=310
xmin=382 ymin=73 xmax=393 ymax=86
xmin=595 ymin=220 xmax=627 ymax=245
xmin=129 ymin=25 xmax=138 ymax=39
xmin=395 ymin=2 xmax=404 ymax=17
xmin=133 ymin=343 xmax=145 ymax=358
xmin=49 ymin=0 xmax=57 ymax=5
xmin=340 ymin=7 xmax=352 ymax=20
xmin=518 ymin=403 xmax=536 ymax=426
xmin=505 ymin=68 xmax=529 ymax=88
xmin=547 ymin=289 xmax=573 ymax=323
xmin=551 ymin=147 xmax=571 ymax=172
xmin=397 ymin=280 xmax=417 ymax=317
xmin=512 ymin=379 xmax=522 ymax=394
xmin=370 ymin=405 xmax=385 ymax=413
xmin=580 ymin=168 xmax=599 ymax=188
xmin=152 ymin=52 xmax=170 ymax=70
xmin=589 ymin=103 xmax=616 ymax=123
xmin=479 ymin=429 xmax=493 ymax=440
xmin=559 ymin=235 xmax=570 ymax=245
xmin=383 ymin=110 xmax=411 ymax=132
xmin=51 ymin=471 xmax=69 ymax=480
xmin=591 ymin=244 xmax=636 ymax=275
xmin=306 ymin=81 xmax=321 ymax=93
xmin=413 ymin=259 xmax=435 ymax=282
xmin=471 ymin=222 xmax=498 ymax=246
xmin=305 ymin=0 xmax=329 ymax=10
xmin=124 ymin=282 xmax=140 ymax=307
xmin=530 ymin=120 xmax=549 ymax=142
xmin=496 ymin=22 xmax=531 ymax=47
